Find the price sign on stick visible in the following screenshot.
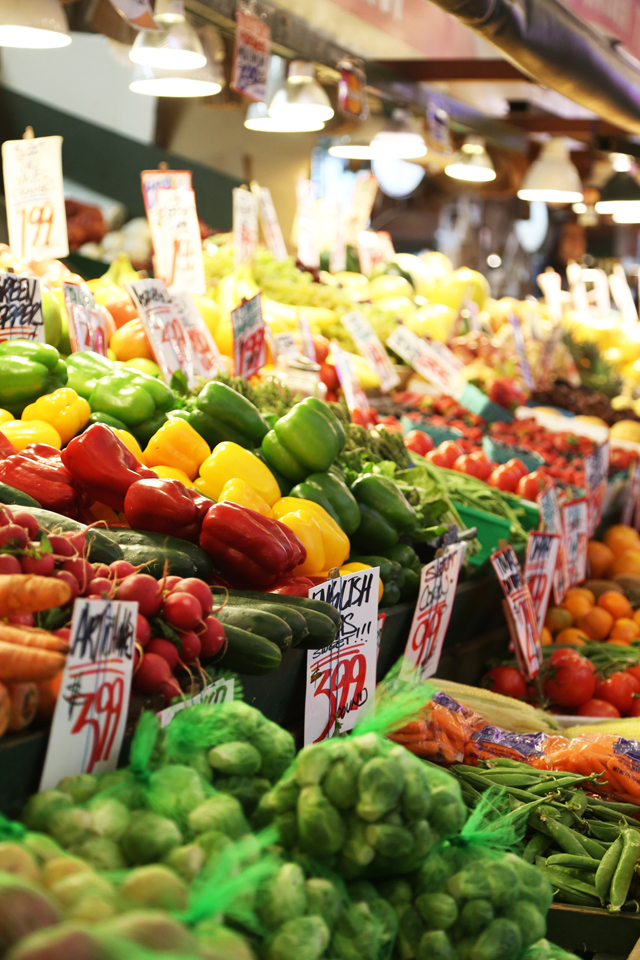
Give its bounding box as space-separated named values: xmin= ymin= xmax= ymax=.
xmin=524 ymin=531 xmax=560 ymax=638
xmin=231 ymin=293 xmax=266 ymax=379
xmin=305 ymin=567 xmax=380 ymax=744
xmin=63 ymin=282 xmax=109 ymax=356
xmin=491 ymin=546 xmax=541 ymax=680
xmin=40 ymin=598 xmax=137 ymax=789
xmin=230 ymin=9 xmax=271 ymax=101
xmin=108 ymin=0 xmax=157 ymax=28
xmin=622 ymin=460 xmax=640 ymax=530
xmin=342 ymin=311 xmax=400 ymax=393
xmin=344 ymin=172 xmax=378 ymax=246
xmin=155 ymin=188 xmax=206 ymax=296
xmin=128 ymin=279 xmax=193 ymax=385
xmin=2 ymin=134 xmax=68 ymax=261
xmin=387 ymin=326 xmax=464 ymax=395
xmin=296 ymin=177 xmax=320 ymax=269
xmin=562 ymin=499 xmax=589 ymax=588
xmin=332 ymin=344 xmax=368 ymax=413
xmin=584 ymin=442 xmax=609 ymax=535
xmin=158 ymin=676 xmax=235 ymax=727
xmin=537 ymin=483 xmax=568 ymax=605
xmin=400 ymin=543 xmax=466 ymax=681
xmin=233 ymin=188 xmax=258 ymax=268
xmin=171 ymin=291 xmax=221 ymax=382
xmin=0 ymin=273 xmax=44 ymax=342
xmin=251 ymin=182 xmax=287 ymax=261
xmin=141 ymin=169 xmax=192 ymax=278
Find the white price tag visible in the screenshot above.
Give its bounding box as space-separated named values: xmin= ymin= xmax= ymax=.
xmin=508 ymin=313 xmax=533 ymax=390
xmin=537 ymin=270 xmax=563 ymax=324
xmin=128 ymin=279 xmax=193 ymax=385
xmin=537 ymin=483 xmax=569 ymax=605
xmin=399 ymin=543 xmax=465 ymax=681
xmin=387 ymin=325 xmax=464 ymax=394
xmin=155 ymin=188 xmax=206 ymax=296
xmin=40 ymin=598 xmax=137 ymax=790
xmin=622 ymin=460 xmax=640 ymax=530
xmin=332 ymin=343 xmax=368 ymax=413
xmin=108 ymin=0 xmax=157 ymax=28
xmin=63 ymin=282 xmax=109 ymax=355
xmin=305 ymin=568 xmax=379 ymax=744
xmin=342 ymin=311 xmax=400 ymax=393
xmin=230 ymin=10 xmax=271 ymax=102
xmin=171 ymin=291 xmax=221 ymax=383
xmin=231 ymin=292 xmax=266 ymax=378
xmin=427 ymin=103 xmax=452 ymax=154
xmin=584 ymin=441 xmax=609 ymax=535
xmin=610 ymin=264 xmax=637 ymax=323
xmin=141 ymin=169 xmax=192 ymax=279
xmin=562 ymin=499 xmax=589 ymax=588
xmin=252 ymin=183 xmax=287 ymax=261
xmin=296 ymin=177 xmax=320 ymax=269
xmin=273 ymin=331 xmax=299 ymax=359
xmin=345 ymin=172 xmax=378 ymax=246
xmin=2 ymin=135 xmax=68 ymax=261
xmin=233 ymin=188 xmax=258 ymax=268
xmin=330 ymin=206 xmax=347 ymax=274
xmin=524 ymin=531 xmax=560 ymax=638
xmin=157 ymin=677 xmax=235 ymax=728
xmin=298 ymin=312 xmax=316 ymax=362
xmin=491 ymin=546 xmax=541 ymax=680
xmin=0 ymin=273 xmax=44 ymax=342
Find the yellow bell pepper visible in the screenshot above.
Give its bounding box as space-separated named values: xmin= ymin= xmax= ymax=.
xmin=113 ymin=429 xmax=145 ymax=463
xmin=219 ymin=478 xmax=272 ymax=517
xmin=0 ymin=410 xmax=14 ymax=426
xmin=0 ymin=419 xmax=61 ymax=450
xmin=273 ymin=497 xmax=350 ymax=568
xmin=279 ymin=509 xmax=325 ymax=576
xmin=339 ymin=562 xmax=384 ymax=602
xmin=150 ymin=465 xmax=194 ymax=488
xmin=21 ymin=388 xmax=90 ymax=446
xmin=196 ymin=441 xmax=280 ymax=506
xmin=144 ymin=419 xmax=210 ymax=481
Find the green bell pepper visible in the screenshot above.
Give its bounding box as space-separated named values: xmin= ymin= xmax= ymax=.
xmin=88 ymin=368 xmax=174 ymax=441
xmin=0 ymin=340 xmax=67 ymax=415
xmin=261 ymin=397 xmax=345 ymax=484
xmin=255 ymin=450 xmax=291 ymax=497
xmin=66 ymin=351 xmax=116 ymax=399
xmin=381 ymin=544 xmax=422 ymax=602
xmin=180 ymin=380 xmax=269 ymax=450
xmin=349 ymin=553 xmax=404 ymax=606
xmin=290 ymin=471 xmax=361 ymax=535
xmin=86 ymin=412 xmax=128 ymax=431
xmin=350 ymin=475 xmax=417 ymax=552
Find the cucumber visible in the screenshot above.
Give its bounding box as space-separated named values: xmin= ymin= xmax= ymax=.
xmin=213 ymin=597 xmax=308 ymax=647
xmin=17 ymin=506 xmax=123 ymax=564
xmin=296 ymin=609 xmax=338 ymax=649
xmin=0 ymin=482 xmax=41 ymax=508
xmin=212 ymin=588 xmax=341 ymax=628
xmin=215 ymin=606 xmax=293 ymax=651
xmin=219 ymin=623 xmax=282 ymax=675
xmin=105 ymin=528 xmax=213 ymax=580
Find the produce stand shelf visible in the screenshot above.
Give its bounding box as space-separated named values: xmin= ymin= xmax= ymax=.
xmin=546 ymin=904 xmax=640 ymax=958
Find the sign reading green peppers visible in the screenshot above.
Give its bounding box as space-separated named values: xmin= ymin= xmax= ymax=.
xmin=261 ymin=397 xmax=346 ymax=484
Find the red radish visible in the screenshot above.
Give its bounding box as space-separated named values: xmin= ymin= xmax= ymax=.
xmin=53 ymin=628 xmax=71 ymax=642
xmin=20 ymin=553 xmax=55 ymax=576
xmin=0 ymin=524 xmax=28 ymax=550
xmin=173 ymin=578 xmax=213 ymax=616
xmin=109 ymin=559 xmax=136 ymax=579
xmin=48 ymin=535 xmax=77 ymax=557
xmin=0 ymin=555 xmax=20 ymax=575
xmin=161 ymin=677 xmax=182 ymax=706
xmin=147 ymin=638 xmax=179 ymax=671
xmin=88 ymin=577 xmax=113 ymax=596
xmin=11 ymin=512 xmax=39 ymax=539
xmin=117 ymin=574 xmax=163 ymax=617
xmin=0 ymin=506 xmax=13 ymax=527
xmin=177 ymin=630 xmax=201 ymax=663
xmin=66 ymin=532 xmax=86 ymax=555
xmin=161 ymin=575 xmax=182 ymax=593
xmin=92 ymin=563 xmax=111 ymax=579
xmin=164 ymin=592 xmax=202 ymax=631
xmin=9 ymin=613 xmax=34 ymax=626
xmin=199 ymin=616 xmax=225 ymax=658
xmin=61 ymin=557 xmax=94 ymax=594
xmin=54 ymin=569 xmax=80 ymax=602
xmin=136 ymin=615 xmax=151 ymax=647
xmin=133 ymin=652 xmax=172 ymax=693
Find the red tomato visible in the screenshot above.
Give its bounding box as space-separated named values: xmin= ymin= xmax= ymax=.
xmin=351 ymin=408 xmax=369 ymax=426
xmin=595 ymin=672 xmax=637 ymax=715
xmin=453 ymin=454 xmax=482 ymax=478
xmin=630 ymin=698 xmax=640 ymax=717
xmin=439 ymin=440 xmax=466 ymax=467
xmin=627 ymin=665 xmax=640 ymax=684
xmin=404 ymin=430 xmax=434 ymax=456
xmin=543 ymin=649 xmax=596 ymax=707
xmin=488 ymin=465 xmax=520 ymax=493
xmin=577 ymin=699 xmax=621 ymax=718
xmin=505 ymin=458 xmax=529 ymax=480
xmin=426 ymin=450 xmax=451 ymax=468
xmin=469 ymin=451 xmax=493 ymax=481
xmin=483 ymin=666 xmax=527 ymax=699
xmin=517 ymin=471 xmax=547 ymax=502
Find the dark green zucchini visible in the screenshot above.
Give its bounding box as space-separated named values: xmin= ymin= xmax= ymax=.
xmin=212 ymin=588 xmax=341 ymax=627
xmin=219 ymin=623 xmax=282 ymax=675
xmin=105 ymin=528 xmax=213 ymax=580
xmin=215 ymin=606 xmax=292 ymax=651
xmin=0 ymin=482 xmax=41 ymax=508
xmin=18 ymin=507 xmax=122 ymax=564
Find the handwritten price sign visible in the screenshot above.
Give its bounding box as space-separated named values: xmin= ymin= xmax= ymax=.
xmin=108 ymin=0 xmax=157 ymax=28
xmin=622 ymin=460 xmax=640 ymax=530
xmin=141 ymin=169 xmax=192 ymax=279
xmin=305 ymin=567 xmax=380 ymax=744
xmin=296 ymin=177 xmax=320 ymax=269
xmin=524 ymin=531 xmax=560 ymax=638
xmin=63 ymin=282 xmax=109 ymax=355
xmin=387 ymin=326 xmax=464 ymax=395
xmin=2 ymin=135 xmax=68 ymax=261
xmin=332 ymin=343 xmax=368 ymax=414
xmin=128 ymin=279 xmax=194 ymax=385
xmin=171 ymin=291 xmax=221 ymax=383
xmin=40 ymin=598 xmax=137 ymax=789
xmin=231 ymin=293 xmax=266 ymax=379
xmin=233 ymin=188 xmax=258 ymax=268
xmin=230 ymin=10 xmax=271 ymax=101
xmin=584 ymin=442 xmax=609 ymax=535
xmin=342 ymin=311 xmax=400 ymax=393
xmin=252 ymin=183 xmax=287 ymax=261
xmin=537 ymin=483 xmax=569 ymax=604
xmin=400 ymin=542 xmax=466 ymax=682
xmin=491 ymin=546 xmax=541 ymax=679
xmin=158 ymin=676 xmax=235 ymax=728
xmin=156 ymin=187 xmax=206 ymax=296
xmin=0 ymin=273 xmax=44 ymax=342
xmin=562 ymin=499 xmax=589 ymax=588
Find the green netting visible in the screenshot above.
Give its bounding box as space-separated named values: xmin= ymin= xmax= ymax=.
xmin=0 ymin=813 xmax=26 ymax=841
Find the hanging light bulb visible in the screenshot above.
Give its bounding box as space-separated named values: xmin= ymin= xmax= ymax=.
xmin=0 ymin=0 xmax=71 ymax=48
xmin=445 ymin=136 xmax=496 ymax=182
xmin=328 ymin=139 xmax=375 ymax=159
xmin=245 ymin=56 xmax=324 ymax=131
xmin=130 ymin=0 xmax=205 ymax=70
xmin=130 ymin=60 xmax=223 ymax=97
xmin=267 ymin=61 xmax=334 ymax=130
xmin=370 ymin=109 xmax=427 ymax=160
xmin=517 ymin=138 xmax=583 ymax=204
xmin=594 ymin=154 xmax=640 ymax=219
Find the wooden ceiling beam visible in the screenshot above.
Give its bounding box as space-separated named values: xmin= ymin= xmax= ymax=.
xmin=373 ymin=59 xmax=529 ymax=82
xmin=505 ymin=114 xmax=624 ymax=136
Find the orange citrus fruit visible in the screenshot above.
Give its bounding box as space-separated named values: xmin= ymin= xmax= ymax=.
xmin=564 ymin=595 xmax=593 ymax=621
xmin=587 ymin=541 xmax=615 ymax=579
xmin=633 ymin=608 xmax=640 ymax=627
xmin=603 ymin=526 xmax=640 ymax=558
xmin=540 ymin=626 xmax=553 ymax=646
xmin=609 ymin=550 xmax=640 ymax=579
xmin=597 ymin=590 xmax=633 ymax=620
xmin=555 ymin=628 xmax=589 ymax=646
xmin=609 ymin=618 xmax=640 ymax=643
xmin=565 ymin=587 xmax=596 ymax=605
xmin=545 ymin=606 xmax=574 ymax=635
xmin=577 ymin=606 xmax=614 ymax=641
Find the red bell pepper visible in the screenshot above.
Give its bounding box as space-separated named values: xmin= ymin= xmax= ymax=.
xmin=267 ymin=576 xmax=316 ymax=596
xmin=0 ymin=432 xmax=17 ymax=459
xmin=124 ymin=478 xmax=211 ymax=543
xmin=61 ymin=423 xmax=156 ymax=512
xmin=199 ymin=501 xmax=306 ymax=588
xmin=0 ymin=443 xmax=77 ymax=516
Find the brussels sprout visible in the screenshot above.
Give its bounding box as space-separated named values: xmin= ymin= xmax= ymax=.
xmin=460 ymin=899 xmax=495 ymax=936
xmin=208 ymin=742 xmax=262 ymax=778
xmin=250 ymin=723 xmax=296 ymax=782
xmin=3 ymin=923 xmax=103 ymax=960
xmin=396 ymin=903 xmax=424 ymax=958
xmin=121 ymin=864 xmax=189 ymax=911
xmin=263 ymin=770 xmax=299 ymax=817
xmin=273 ymin=812 xmax=298 ymax=848
xmin=368 ymin=897 xmax=398 ymax=957
xmin=352 ymin=734 xmax=383 ymax=761
xmin=504 ymin=855 xmax=553 ymax=915
xmin=411 ymin=820 xmax=435 ymax=863
xmin=505 ymin=901 xmax=546 ymax=947
xmin=376 ymin=879 xmax=413 ymax=908
xmin=296 ymin=745 xmax=335 ymax=787
xmin=86 ymin=797 xmax=130 ymax=841
xmin=416 ymin=930 xmax=454 ymax=960
xmin=306 ymin=877 xmax=345 ymax=928
xmin=218 ymin=777 xmax=271 ymax=816
xmin=98 ymin=910 xmax=198 ymax=954
xmin=147 ymin=765 xmax=209 ymax=825
xmin=57 ymin=775 xmax=98 ymax=805
xmin=21 ymin=833 xmax=64 ymax=865
xmin=365 ymin=824 xmax=413 ymax=859
xmin=340 ymin=815 xmax=375 ymax=874
xmin=48 ymin=808 xmax=94 ymax=849
xmin=196 ymin=919 xmax=257 ymax=960
xmin=163 ymin=843 xmax=205 ymax=883
xmin=0 ymin=843 xmax=40 ymax=883
xmin=356 ymin=758 xmax=404 ymax=823
xmin=298 ymin=787 xmax=346 ymax=857
xmin=417 ymin=848 xmax=458 ymax=894
xmin=193 ymin=830 xmax=232 ymax=861
xmin=471 ymin=918 xmax=523 ymax=960
xmin=256 ymin=863 xmax=307 ymax=931
xmin=94 ymin=769 xmax=143 ymax=809
xmin=415 ymin=893 xmax=458 ymax=930
xmin=120 ymin=812 xmax=182 ymax=865
xmin=188 ymin=794 xmax=249 ymax=840
xmin=212 ymin=701 xmax=263 ymax=744
xmin=22 ymin=791 xmax=72 ymax=833
xmin=401 ymin=764 xmax=432 ymax=823
xmin=267 ymin=916 xmax=331 ymax=960
xmin=323 ymin=758 xmax=361 ymax=811
xmin=69 ymin=838 xmax=125 ymax=871
xmin=331 ymin=901 xmax=379 ymax=960
xmin=428 ymin=784 xmax=466 ymax=840
xmin=42 ymin=856 xmax=91 ymax=889
xmin=50 ymin=872 xmax=114 ymax=911
xmin=346 ymin=881 xmax=377 ymax=903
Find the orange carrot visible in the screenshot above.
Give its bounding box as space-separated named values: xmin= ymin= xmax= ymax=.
xmin=0 ymin=574 xmax=71 ymax=618
xmin=36 ymin=671 xmax=62 ymax=722
xmin=0 ymin=640 xmax=65 ymax=682
xmin=0 ymin=624 xmax=69 ymax=653
xmin=0 ymin=682 xmax=9 ymax=738
xmin=7 ymin=682 xmax=37 ymax=731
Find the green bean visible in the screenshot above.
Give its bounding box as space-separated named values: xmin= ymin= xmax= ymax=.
xmin=567 ymin=792 xmax=588 ymax=816
xmin=545 ymin=820 xmax=591 ymax=856
xmin=610 ymin=829 xmax=640 ymax=911
xmin=535 ymin=864 xmax=601 ymax=906
xmin=527 ymin=776 xmax=589 ymax=795
xmin=588 ymin=821 xmax=622 ymax=842
xmin=587 ymin=797 xmax=640 ymax=815
xmin=579 ymin=835 xmax=606 ymax=860
xmin=547 ymin=855 xmax=598 ymax=871
xmin=595 ymin=834 xmax=623 ymax=902
xmin=523 ymin=832 xmax=553 ymax=863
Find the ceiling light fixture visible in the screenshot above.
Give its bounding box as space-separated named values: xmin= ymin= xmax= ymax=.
xmin=130 ymin=0 xmax=205 ymax=71
xmin=445 ymin=136 xmax=496 ymax=182
xmin=595 ymin=155 xmax=640 ymax=218
xmin=370 ymin=109 xmax=427 ymax=160
xmin=0 ymin=0 xmax=71 ymax=48
xmin=517 ymin=137 xmax=583 ymax=204
xmin=371 ymin=157 xmax=425 ymax=197
xmin=245 ymin=56 xmax=326 ymax=131
xmin=267 ymin=61 xmax=334 ymax=130
xmin=328 ymin=139 xmax=375 ymax=159
xmin=130 ymin=60 xmax=223 ymax=97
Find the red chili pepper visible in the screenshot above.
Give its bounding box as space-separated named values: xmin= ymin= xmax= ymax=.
xmin=0 ymin=443 xmax=77 ymax=516
xmin=61 ymin=423 xmax=156 ymax=512
xmin=124 ymin=478 xmax=210 ymax=543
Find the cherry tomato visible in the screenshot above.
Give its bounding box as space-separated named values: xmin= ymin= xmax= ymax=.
xmin=404 ymin=430 xmax=434 ymax=456
xmin=488 ymin=465 xmax=520 ymax=493
xmin=453 ymin=454 xmax=483 ymax=478
xmin=577 ymin=699 xmax=621 ymax=718
xmin=469 ymin=451 xmax=493 ymax=481
xmin=439 ymin=440 xmax=466 ymax=468
xmin=594 ymin=672 xmax=637 ymax=715
xmin=543 ymin=649 xmax=596 ymax=707
xmin=517 ymin=471 xmax=547 ymax=502
xmin=427 ymin=449 xmax=452 ymax=468
xmin=505 ymin=458 xmax=529 ymax=480
xmin=483 ymin=666 xmax=527 ymax=699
